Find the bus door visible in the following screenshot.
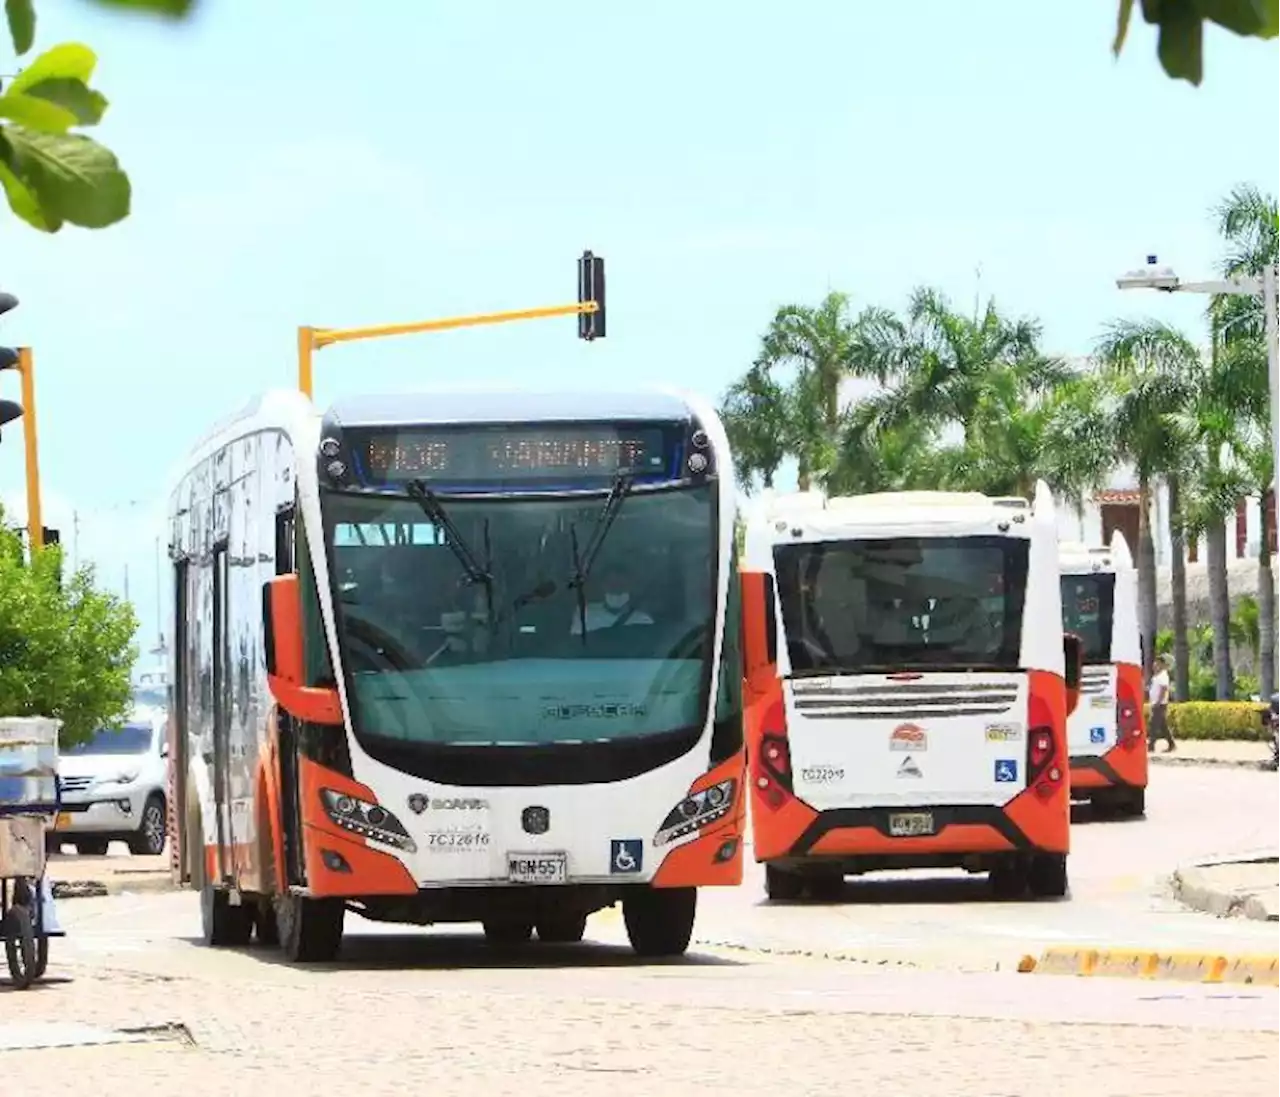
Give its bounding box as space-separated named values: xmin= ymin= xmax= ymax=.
xmin=211 ymin=540 xmax=236 ymax=882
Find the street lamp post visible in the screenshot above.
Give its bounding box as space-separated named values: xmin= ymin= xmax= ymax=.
xmin=1116 ymin=255 xmax=1280 ymax=519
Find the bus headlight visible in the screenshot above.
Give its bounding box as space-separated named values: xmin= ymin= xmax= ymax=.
xmin=319 ymin=789 xmax=417 ymax=854
xmin=653 ymin=779 xmax=736 ymax=847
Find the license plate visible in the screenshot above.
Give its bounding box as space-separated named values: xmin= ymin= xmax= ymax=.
xmin=507 ymin=851 xmax=568 ymax=884
xmin=888 ymin=811 xmax=935 ymax=837
xmin=55 ymin=812 xmax=71 ymax=830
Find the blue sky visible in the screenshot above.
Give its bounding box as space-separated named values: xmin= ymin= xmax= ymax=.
xmin=2 ymin=0 xmax=1277 ymax=658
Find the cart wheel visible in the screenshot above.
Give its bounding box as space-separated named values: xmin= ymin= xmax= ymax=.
xmin=4 ymin=904 xmax=38 ymax=990
xmin=30 ymin=881 xmax=49 ymax=979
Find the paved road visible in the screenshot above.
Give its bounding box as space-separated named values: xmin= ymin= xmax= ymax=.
xmin=6 ymin=762 xmax=1275 ymax=1095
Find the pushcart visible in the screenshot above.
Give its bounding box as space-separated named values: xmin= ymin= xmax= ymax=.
xmin=0 ymin=716 xmax=65 ymax=990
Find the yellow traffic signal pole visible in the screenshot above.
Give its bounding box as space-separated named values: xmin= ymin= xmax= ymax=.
xmin=17 ymin=347 xmax=43 ymax=553
xmin=297 ymin=300 xmax=599 ymax=399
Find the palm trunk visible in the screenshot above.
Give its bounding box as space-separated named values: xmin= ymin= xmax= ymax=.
xmin=1137 ymin=475 xmax=1158 ymax=680
xmin=1204 ymin=516 xmax=1235 ymax=699
xmin=1259 ymin=530 xmax=1276 ymax=699
xmin=797 ymin=458 xmax=811 ymax=492
xmin=1167 ymin=474 xmax=1191 ymax=702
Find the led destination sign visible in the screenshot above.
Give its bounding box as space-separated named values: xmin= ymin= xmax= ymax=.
xmin=350 ymin=422 xmax=681 ymax=486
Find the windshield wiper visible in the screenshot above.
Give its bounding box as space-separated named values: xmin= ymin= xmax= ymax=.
xmin=566 ymin=473 xmax=633 ymax=641
xmin=406 ymin=480 xmax=494 ymax=623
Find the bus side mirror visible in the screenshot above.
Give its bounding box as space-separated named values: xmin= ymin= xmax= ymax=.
xmin=1063 ymin=632 xmax=1083 ymax=715
xmin=262 ymin=575 xmax=342 ymax=725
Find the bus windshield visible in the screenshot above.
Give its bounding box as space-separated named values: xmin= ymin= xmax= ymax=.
xmin=773 ymin=535 xmax=1030 ymax=675
xmin=1061 ymin=572 xmax=1115 ymax=664
xmin=321 ymin=484 xmax=716 ymax=749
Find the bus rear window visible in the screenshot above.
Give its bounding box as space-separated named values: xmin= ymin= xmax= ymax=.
xmin=1061 ymin=572 xmax=1115 ymax=664
xmin=773 ymin=535 xmax=1030 ymax=675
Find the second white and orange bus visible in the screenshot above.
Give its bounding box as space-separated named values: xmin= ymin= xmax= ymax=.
xmin=740 ymin=482 xmax=1082 ymax=902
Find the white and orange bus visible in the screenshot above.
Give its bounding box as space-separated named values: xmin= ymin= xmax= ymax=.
xmin=165 ymin=387 xmax=745 ymax=961
xmin=1059 ymin=534 xmax=1147 ymax=817
xmin=740 ymin=482 xmax=1081 ymax=902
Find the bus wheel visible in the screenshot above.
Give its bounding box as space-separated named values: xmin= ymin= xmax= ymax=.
xmin=483 ymin=918 xmax=534 ymax=945
xmin=765 ymin=866 xmax=804 ymax=902
xmin=254 ymin=900 xmax=280 ymax=946
xmin=275 ymin=893 xmax=343 ymax=962
xmin=200 ymin=883 xmax=252 ymax=947
xmin=623 ymin=886 xmax=696 ymax=958
xmin=806 ymin=868 xmax=845 ymax=903
xmin=535 ymin=912 xmax=587 ymax=944
xmin=989 ymin=861 xmax=1028 ymax=900
xmin=1027 ymin=854 xmax=1069 ymax=899
xmin=1117 ymin=788 xmax=1146 ymax=818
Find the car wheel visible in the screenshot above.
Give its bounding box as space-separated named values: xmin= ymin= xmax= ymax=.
xmin=128 ymin=794 xmax=167 ymax=856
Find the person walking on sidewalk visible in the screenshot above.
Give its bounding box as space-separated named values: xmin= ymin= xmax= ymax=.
xmin=1148 ymin=654 xmax=1175 ymax=753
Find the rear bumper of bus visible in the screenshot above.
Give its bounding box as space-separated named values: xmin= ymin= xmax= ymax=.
xmin=751 ymin=787 xmax=1069 ymax=872
xmin=1068 ymin=742 xmax=1148 ymax=793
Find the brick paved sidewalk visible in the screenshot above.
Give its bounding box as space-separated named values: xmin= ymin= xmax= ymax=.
xmin=3 ymin=954 xmax=1276 ymax=1097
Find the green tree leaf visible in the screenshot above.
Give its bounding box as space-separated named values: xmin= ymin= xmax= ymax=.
xmin=7 ymin=43 xmax=98 ymax=98
xmin=5 ymin=0 xmax=35 ymax=56
xmin=1199 ymin=0 xmax=1276 ymax=36
xmin=3 ymin=124 xmax=129 ymax=228
xmin=1151 ymin=0 xmax=1206 ymax=84
xmin=0 ymin=90 xmax=80 ymax=132
xmin=0 ymin=155 xmax=61 ymax=230
xmin=22 ymin=77 xmax=109 ymax=127
xmin=85 ymin=0 xmax=197 ymax=16
xmin=1114 ymin=0 xmax=1136 ymax=52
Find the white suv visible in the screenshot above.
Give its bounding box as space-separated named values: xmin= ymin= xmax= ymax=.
xmin=52 ymin=706 xmax=170 ymax=856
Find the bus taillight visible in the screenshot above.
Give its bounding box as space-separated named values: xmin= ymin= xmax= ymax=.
xmin=1116 ymin=698 xmax=1142 ymax=749
xmin=752 ymin=700 xmax=793 ymax=810
xmin=1027 ymin=726 xmax=1063 ymax=800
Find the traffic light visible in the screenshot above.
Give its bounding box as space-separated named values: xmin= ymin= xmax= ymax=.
xmin=577 ymin=250 xmax=605 ymax=341
xmin=42 ymin=527 xmax=59 ymax=548
xmin=0 ymin=291 xmax=20 ymax=445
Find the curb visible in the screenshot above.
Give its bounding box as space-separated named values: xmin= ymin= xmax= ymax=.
xmin=51 ymin=874 xmax=178 ymax=900
xmin=1019 ymin=947 xmax=1279 ymax=986
xmin=1148 ymin=754 xmax=1272 ymax=770
xmin=1171 ymin=864 xmax=1278 ymax=922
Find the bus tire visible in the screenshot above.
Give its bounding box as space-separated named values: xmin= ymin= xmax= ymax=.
xmin=765 ymin=865 xmax=804 ymax=902
xmin=1028 ymin=854 xmax=1069 ymax=899
xmin=806 ymin=868 xmax=845 ymax=903
xmin=200 ymin=883 xmax=252 ymax=947
xmin=989 ymin=860 xmax=1028 ymax=899
xmin=483 ymin=918 xmax=534 ymax=945
xmin=623 ymin=886 xmax=696 ymax=958
xmin=275 ymin=893 xmax=343 ymax=962
xmin=1118 ymin=788 xmax=1146 ymax=817
xmin=535 ymin=912 xmax=587 ymax=943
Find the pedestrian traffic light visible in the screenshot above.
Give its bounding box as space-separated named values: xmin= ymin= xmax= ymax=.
xmin=0 ymin=291 xmax=21 ymax=445
xmin=577 ymin=250 xmax=605 ymax=341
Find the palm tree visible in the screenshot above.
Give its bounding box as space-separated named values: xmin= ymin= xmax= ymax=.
xmin=858 ymin=288 xmax=1069 ymax=447
xmin=1094 ymin=319 xmax=1203 ymax=682
xmin=720 ymin=362 xmax=790 ymax=492
xmin=1212 ymin=183 xmax=1278 ymax=697
xmin=751 ymin=292 xmax=882 ymax=489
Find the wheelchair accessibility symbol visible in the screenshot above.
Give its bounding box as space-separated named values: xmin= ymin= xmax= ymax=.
xmin=610 ymin=838 xmax=643 ymax=874
xmin=1090 ymin=726 xmax=1106 ymax=744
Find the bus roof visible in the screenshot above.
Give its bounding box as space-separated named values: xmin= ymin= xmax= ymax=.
xmin=1059 ymin=530 xmax=1134 ymax=573
xmin=750 ymin=483 xmax=1053 ymax=541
